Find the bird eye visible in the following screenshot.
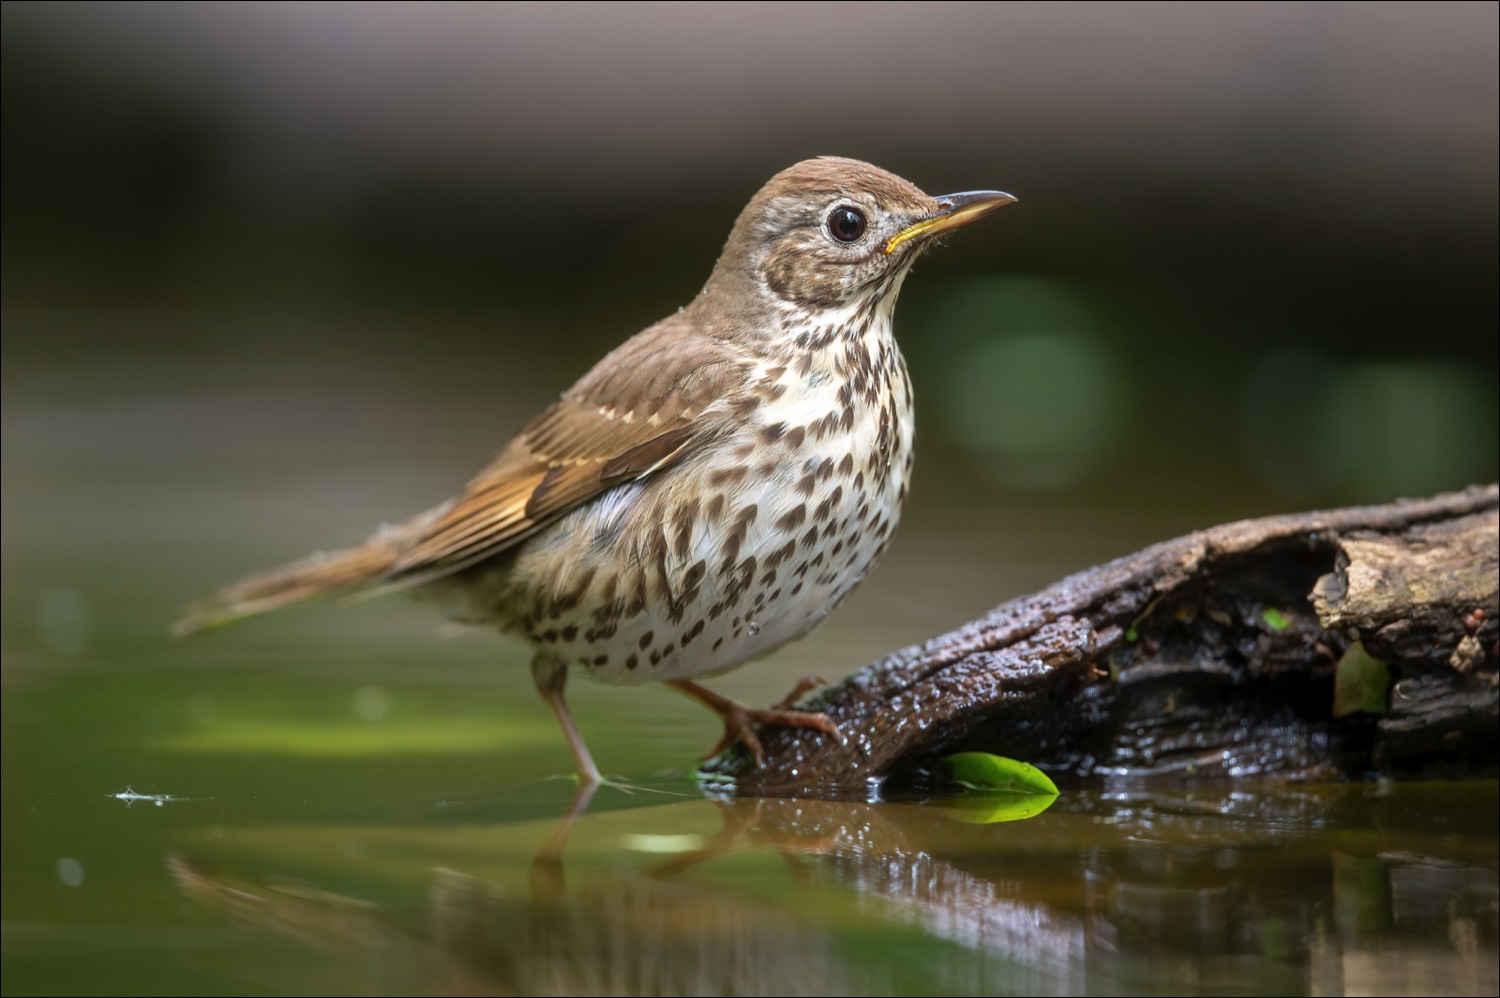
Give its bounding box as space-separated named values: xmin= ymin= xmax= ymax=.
xmin=826 ymin=206 xmax=867 ymax=243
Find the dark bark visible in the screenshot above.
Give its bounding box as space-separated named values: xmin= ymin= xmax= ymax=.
xmin=704 ymin=486 xmax=1499 ymax=796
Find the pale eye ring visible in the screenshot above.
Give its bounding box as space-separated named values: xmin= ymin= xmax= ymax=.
xmin=826 ymin=206 xmax=867 ymax=243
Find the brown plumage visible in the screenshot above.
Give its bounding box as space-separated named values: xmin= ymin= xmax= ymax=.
xmin=177 ymin=157 xmax=1015 ymax=784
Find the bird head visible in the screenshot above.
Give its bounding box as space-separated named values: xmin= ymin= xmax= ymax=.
xmin=702 ymin=157 xmax=1015 ymax=317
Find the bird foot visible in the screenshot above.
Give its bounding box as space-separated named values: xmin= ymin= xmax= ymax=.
xmin=703 ymin=704 xmax=841 ymax=766
xmin=668 ymin=679 xmax=840 ymax=766
xmin=771 ymin=675 xmax=831 ymax=710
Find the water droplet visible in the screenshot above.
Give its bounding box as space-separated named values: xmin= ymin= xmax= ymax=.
xmin=746 ymin=620 xmax=762 ymax=637
xmin=56 ymin=857 xmax=84 ymax=887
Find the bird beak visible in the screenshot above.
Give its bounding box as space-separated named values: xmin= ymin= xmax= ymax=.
xmin=883 ymin=190 xmax=1017 ymax=254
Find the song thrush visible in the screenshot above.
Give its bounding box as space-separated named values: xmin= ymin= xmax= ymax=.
xmin=176 ymin=157 xmax=1015 ymax=785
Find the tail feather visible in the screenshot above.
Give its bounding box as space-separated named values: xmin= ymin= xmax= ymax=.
xmin=173 ymin=539 xmax=404 ymax=637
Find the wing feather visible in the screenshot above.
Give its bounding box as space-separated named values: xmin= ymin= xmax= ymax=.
xmin=386 ymin=318 xmax=741 ymax=581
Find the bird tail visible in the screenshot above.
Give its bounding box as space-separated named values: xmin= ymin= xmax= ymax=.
xmin=172 ymin=536 xmax=406 ymax=637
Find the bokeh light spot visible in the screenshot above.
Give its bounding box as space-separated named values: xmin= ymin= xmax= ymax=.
xmin=351 ymin=685 xmax=391 ymax=722
xmin=56 ymin=857 xmax=85 ymax=888
xmin=1240 ymin=352 xmax=1496 ymax=501
xmin=929 ymin=277 xmax=1124 ymax=490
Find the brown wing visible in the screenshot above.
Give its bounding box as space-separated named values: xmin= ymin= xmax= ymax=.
xmin=386 ymin=317 xmax=742 ymax=582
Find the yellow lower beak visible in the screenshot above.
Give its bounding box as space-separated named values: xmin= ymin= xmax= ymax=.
xmin=883 ymin=189 xmax=1017 ymax=255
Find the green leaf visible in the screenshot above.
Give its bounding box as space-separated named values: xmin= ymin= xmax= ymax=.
xmin=944 ymin=752 xmax=1059 ymax=795
xmin=940 ymin=791 xmax=1059 ymax=824
xmin=1261 ymin=607 xmax=1291 ymax=631
xmin=1333 ymin=641 xmax=1391 ymax=717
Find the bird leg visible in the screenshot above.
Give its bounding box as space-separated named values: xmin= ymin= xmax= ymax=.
xmin=532 ymin=779 xmax=600 ymax=880
xmin=532 ymin=656 xmax=603 ymax=787
xmin=667 ymin=679 xmax=841 ymax=765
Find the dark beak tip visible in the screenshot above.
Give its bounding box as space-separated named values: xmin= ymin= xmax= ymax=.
xmin=937 ymin=190 xmax=1018 ymax=213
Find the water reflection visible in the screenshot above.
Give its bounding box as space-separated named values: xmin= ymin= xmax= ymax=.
xmin=165 ymin=784 xmax=1497 ymax=997
xmin=170 ymin=801 xmax=853 ymax=997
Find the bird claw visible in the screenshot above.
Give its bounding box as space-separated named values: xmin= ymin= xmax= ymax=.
xmin=771 ymin=675 xmax=831 ymax=710
xmin=669 ymin=678 xmax=840 ymax=767
xmin=703 ymin=704 xmax=841 ymax=767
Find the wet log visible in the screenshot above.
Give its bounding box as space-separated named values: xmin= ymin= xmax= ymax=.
xmin=705 ymin=486 xmax=1499 ymax=796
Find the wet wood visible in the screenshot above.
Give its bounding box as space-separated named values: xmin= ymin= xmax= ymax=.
xmin=706 ymin=485 xmax=1498 ymax=795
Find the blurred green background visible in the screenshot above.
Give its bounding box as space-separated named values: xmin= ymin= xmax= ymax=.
xmin=0 ymin=7 xmax=1495 ymax=679
xmin=4 ymin=0 xmax=1496 ymax=696
xmin=4 ymin=0 xmax=1496 ymax=727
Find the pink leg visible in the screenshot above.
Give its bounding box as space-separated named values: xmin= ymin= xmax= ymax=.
xmin=533 ymin=657 xmax=603 ymax=786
